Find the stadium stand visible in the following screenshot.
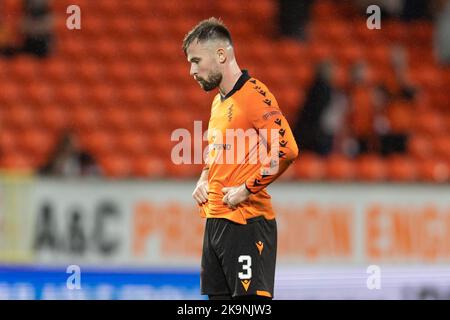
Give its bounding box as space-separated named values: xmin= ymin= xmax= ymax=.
xmin=0 ymin=0 xmax=448 ymax=182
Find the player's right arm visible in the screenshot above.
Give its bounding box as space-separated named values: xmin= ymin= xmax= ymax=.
xmin=192 ymin=166 xmax=209 ymax=205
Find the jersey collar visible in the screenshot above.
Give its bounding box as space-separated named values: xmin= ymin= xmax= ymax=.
xmin=220 ymin=69 xmax=251 ymax=101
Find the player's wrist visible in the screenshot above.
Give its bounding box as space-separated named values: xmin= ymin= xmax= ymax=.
xmin=242 ymin=182 xmax=252 ymax=196
xmin=197 ymin=180 xmax=207 ymax=187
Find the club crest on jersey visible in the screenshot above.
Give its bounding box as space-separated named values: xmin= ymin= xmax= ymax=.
xmin=227 ymin=104 xmax=234 ymax=122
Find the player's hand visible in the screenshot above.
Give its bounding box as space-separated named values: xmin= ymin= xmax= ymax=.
xmin=222 ymin=184 xmax=251 ymax=210
xmin=192 ymin=181 xmax=209 ymax=205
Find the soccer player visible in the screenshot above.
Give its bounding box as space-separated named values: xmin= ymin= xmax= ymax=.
xmin=183 ymin=18 xmax=299 ymax=300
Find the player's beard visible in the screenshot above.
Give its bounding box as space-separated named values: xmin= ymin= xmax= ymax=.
xmin=197 ymin=71 xmax=222 ymax=92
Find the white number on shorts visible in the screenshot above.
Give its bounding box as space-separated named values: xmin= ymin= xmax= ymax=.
xmin=238 ymin=255 xmax=252 ymax=280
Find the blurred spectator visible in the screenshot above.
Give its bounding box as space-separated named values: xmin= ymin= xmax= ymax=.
xmin=38 ymin=132 xmax=101 ymax=177
xmin=0 ymin=1 xmax=18 ymax=56
xmin=355 ymin=0 xmax=432 ymax=20
xmin=434 ymin=0 xmax=450 ymax=64
xmin=354 ymin=0 xmax=403 ymax=19
xmin=347 ymin=60 xmax=377 ymax=154
xmin=278 ymin=0 xmax=314 ymax=41
xmin=0 ymin=0 xmax=54 ymax=57
xmin=401 ymin=0 xmax=432 ymax=21
xmin=375 ymin=46 xmax=416 ymax=155
xmin=0 ymin=25 xmax=7 ymax=49
xmin=21 ymin=0 xmax=54 ymax=57
xmin=321 ymin=87 xmax=356 ymax=157
xmin=388 ymin=45 xmax=417 ymax=99
xmin=293 ymin=60 xmax=335 ymax=155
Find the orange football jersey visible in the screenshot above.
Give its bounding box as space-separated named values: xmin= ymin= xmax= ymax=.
xmin=199 ymin=70 xmax=299 ymax=224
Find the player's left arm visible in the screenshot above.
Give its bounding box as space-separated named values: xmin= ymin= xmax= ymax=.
xmin=222 ymin=88 xmax=299 ymax=208
xmin=243 ymin=91 xmax=299 ymax=194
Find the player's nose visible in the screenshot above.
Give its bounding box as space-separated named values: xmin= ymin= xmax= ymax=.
xmin=190 ymin=65 xmax=197 ymax=77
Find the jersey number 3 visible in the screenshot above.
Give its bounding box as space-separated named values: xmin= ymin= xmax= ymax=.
xmin=238 ymin=255 xmax=252 ymax=280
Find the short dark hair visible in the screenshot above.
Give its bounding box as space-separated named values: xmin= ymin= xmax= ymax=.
xmin=182 ymin=17 xmax=233 ymax=55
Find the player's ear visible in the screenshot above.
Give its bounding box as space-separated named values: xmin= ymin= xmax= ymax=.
xmin=216 ymin=48 xmax=226 ymax=64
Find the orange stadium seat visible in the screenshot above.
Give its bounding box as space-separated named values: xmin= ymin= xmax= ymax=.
xmin=20 ymin=128 xmax=55 ymax=163
xmin=157 ymin=40 xmax=184 ymax=64
xmin=126 ymin=39 xmax=151 ymax=63
xmin=115 ymin=130 xmax=149 ymax=156
xmin=0 ymin=108 xmax=4 ymax=128
xmin=433 ymin=135 xmax=450 ymax=159
xmin=0 ymin=129 xmax=19 ymax=154
xmin=408 ymin=134 xmax=433 ymax=160
xmin=139 ymin=18 xmax=167 ymax=41
xmin=228 ymin=21 xmax=254 ymax=42
xmin=382 ymin=21 xmax=408 ymax=43
xmin=40 ymin=59 xmax=70 ymax=83
xmin=0 ymin=82 xmax=22 ymax=104
xmin=447 ymin=114 xmax=450 ymax=133
xmin=0 ymin=152 xmax=34 ymax=171
xmin=350 ymin=88 xmax=374 ymax=138
xmin=353 ymin=19 xmax=384 ymax=45
xmin=110 ymin=17 xmax=139 ymax=40
xmin=366 ymin=45 xmax=390 ymax=66
xmin=55 ymin=83 xmax=85 ymax=107
xmin=150 ymin=131 xmax=174 ymax=155
xmin=337 ymin=42 xmax=365 ymax=67
xmin=165 ymin=162 xmax=204 ymax=179
xmin=123 ymin=0 xmax=151 ymax=14
xmin=386 ymin=102 xmax=413 ymax=134
xmin=215 ymin=1 xmax=245 ymax=19
xmin=311 ymin=20 xmax=352 ymax=45
xmin=355 ymin=155 xmax=387 ymax=182
xmin=172 ymin=17 xmax=202 ymax=39
xmin=325 ymin=155 xmax=355 ymax=181
xmin=277 ymin=87 xmax=302 ymax=117
xmin=417 ymin=158 xmax=449 ymax=183
xmin=116 ymin=84 xmax=149 ymax=107
xmin=132 ymin=155 xmax=166 ymax=178
xmin=81 ymin=130 xmax=117 ymax=157
xmin=311 ymin=1 xmax=335 ymax=21
xmin=59 ymin=35 xmax=88 ymax=59
xmin=5 ymin=105 xmax=36 ymax=129
xmin=92 ymin=1 xmax=121 ymax=15
xmin=102 ymin=107 xmax=132 ymax=131
xmin=386 ymin=156 xmax=418 ymax=182
xmin=291 ymin=64 xmax=314 ymax=88
xmin=277 ymin=39 xmax=306 ymax=66
xmin=293 ymin=152 xmax=325 ymax=181
xmin=171 ymin=63 xmax=192 ymax=87
xmin=70 ymin=106 xmax=102 ymax=132
xmin=131 ymin=108 xmax=165 ymax=133
xmin=9 ymin=56 xmax=38 ymax=83
xmin=87 ymin=38 xmax=119 ymax=62
xmin=244 ymin=0 xmax=276 ymax=24
xmin=278 ymin=163 xmax=297 ymax=182
xmin=80 ymin=16 xmax=106 ymax=40
xmin=75 ymin=60 xmax=105 ymax=84
xmin=307 ymin=41 xmax=333 ymax=63
xmin=25 ymin=82 xmax=54 ymax=106
xmin=407 ymin=21 xmax=433 ymax=46
xmin=107 ymin=62 xmax=137 ymax=85
xmin=100 ymin=153 xmax=132 ymax=178
xmin=167 ymin=109 xmax=197 ymax=131
xmin=414 ymin=110 xmax=446 ymax=135
xmin=136 ymin=64 xmax=162 ymax=87
xmin=429 ymin=91 xmax=448 ymax=112
xmin=85 ymin=83 xmax=118 ymax=107
xmin=410 ymin=65 xmax=444 ymax=91
xmin=39 ymin=105 xmax=68 ymax=134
